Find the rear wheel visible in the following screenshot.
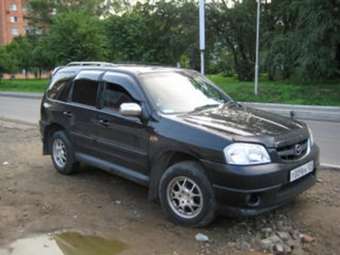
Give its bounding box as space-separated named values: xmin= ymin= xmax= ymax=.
xmin=50 ymin=131 xmax=79 ymax=175
xmin=159 ymin=161 xmax=216 ymax=227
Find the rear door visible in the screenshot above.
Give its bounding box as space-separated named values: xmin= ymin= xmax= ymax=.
xmin=94 ymin=72 xmax=150 ymax=175
xmin=43 ymin=71 xmax=76 ymax=131
xmin=68 ymin=70 xmax=103 ymax=155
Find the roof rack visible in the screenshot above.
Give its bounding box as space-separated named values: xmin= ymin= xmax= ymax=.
xmin=66 ymin=61 xmax=117 ymax=67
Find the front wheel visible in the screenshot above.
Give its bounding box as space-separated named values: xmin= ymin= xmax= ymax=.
xmin=50 ymin=131 xmax=79 ymax=175
xmin=159 ymin=161 xmax=216 ymax=227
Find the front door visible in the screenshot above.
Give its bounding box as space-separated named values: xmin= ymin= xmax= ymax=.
xmin=94 ymin=74 xmax=150 ymax=175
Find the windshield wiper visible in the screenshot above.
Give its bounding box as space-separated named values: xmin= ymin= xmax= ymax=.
xmin=190 ymin=104 xmax=221 ymax=113
xmin=221 ymin=100 xmax=240 ymax=109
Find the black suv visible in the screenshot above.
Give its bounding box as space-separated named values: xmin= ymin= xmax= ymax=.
xmin=40 ymin=62 xmax=319 ymax=227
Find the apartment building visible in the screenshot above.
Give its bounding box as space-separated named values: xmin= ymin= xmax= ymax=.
xmin=0 ymin=0 xmax=26 ymax=45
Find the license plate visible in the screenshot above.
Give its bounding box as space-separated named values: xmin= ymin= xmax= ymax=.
xmin=290 ymin=161 xmax=314 ymax=182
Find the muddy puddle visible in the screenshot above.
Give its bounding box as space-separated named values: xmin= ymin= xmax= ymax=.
xmin=0 ymin=232 xmax=127 ymax=255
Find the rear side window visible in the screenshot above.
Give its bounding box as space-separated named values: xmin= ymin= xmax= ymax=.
xmin=47 ymin=78 xmax=73 ymax=101
xmin=72 ymin=79 xmax=99 ymax=107
xmin=103 ymin=82 xmax=135 ymax=111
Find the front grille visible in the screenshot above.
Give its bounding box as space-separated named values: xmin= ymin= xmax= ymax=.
xmin=277 ymin=139 xmax=309 ymax=161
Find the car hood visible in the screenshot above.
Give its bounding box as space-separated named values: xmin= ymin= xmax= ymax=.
xmin=178 ymin=104 xmax=305 ymax=139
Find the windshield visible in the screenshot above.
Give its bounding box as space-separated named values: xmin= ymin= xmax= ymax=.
xmin=140 ymin=72 xmax=232 ymax=114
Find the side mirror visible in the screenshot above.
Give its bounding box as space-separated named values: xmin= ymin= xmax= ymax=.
xmin=119 ymin=103 xmax=142 ymax=117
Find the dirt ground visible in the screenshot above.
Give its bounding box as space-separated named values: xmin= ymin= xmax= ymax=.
xmin=0 ymin=120 xmax=339 ymax=255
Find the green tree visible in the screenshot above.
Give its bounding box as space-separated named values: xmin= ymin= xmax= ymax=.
xmin=208 ymin=0 xmax=258 ymax=81
xmin=25 ymin=0 xmax=105 ymax=33
xmin=262 ymin=0 xmax=299 ymax=80
xmin=5 ymin=36 xmax=35 ymax=78
xmin=0 ymin=47 xmax=10 ymax=78
xmin=44 ymin=11 xmax=108 ymax=65
xmin=105 ymin=0 xmax=198 ymax=66
xmin=31 ymin=36 xmax=54 ymax=77
xmin=293 ymin=0 xmax=340 ymax=81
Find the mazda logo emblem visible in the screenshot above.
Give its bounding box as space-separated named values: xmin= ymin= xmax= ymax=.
xmin=295 ymin=144 xmax=303 ymax=156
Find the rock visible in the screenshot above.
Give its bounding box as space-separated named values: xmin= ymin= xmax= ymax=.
xmin=273 ymin=244 xmax=285 ymax=255
xmin=268 ymin=234 xmax=282 ymax=245
xmin=277 ymin=231 xmax=290 ymax=242
xmin=195 ymin=233 xmax=209 ymax=242
xmin=259 ymin=234 xmax=283 ymax=252
xmin=2 ymin=161 xmax=9 ymax=166
xmin=284 ymin=244 xmax=292 ymax=254
xmin=259 ymin=238 xmax=273 ymax=251
xmin=227 ymin=241 xmax=236 ymax=247
xmin=239 ymin=241 xmax=251 ymax=251
xmin=114 ymin=200 xmax=121 ymax=205
xmin=7 ymin=187 xmax=15 ymax=193
xmin=316 ymin=178 xmax=323 ymax=183
xmin=292 ymin=247 xmax=305 ymax=255
xmin=286 ymin=238 xmax=298 ymax=250
xmin=300 ymin=234 xmax=315 ymax=243
xmin=244 ymin=253 xmax=268 ymax=255
xmin=289 ymin=230 xmax=301 ymax=240
xmin=261 ymin=227 xmax=273 ymax=235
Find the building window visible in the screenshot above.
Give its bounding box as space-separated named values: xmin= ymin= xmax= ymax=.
xmin=9 ymin=3 xmax=17 ymax=12
xmin=10 ymin=16 xmax=18 ymax=23
xmin=11 ymin=28 xmax=19 ymax=36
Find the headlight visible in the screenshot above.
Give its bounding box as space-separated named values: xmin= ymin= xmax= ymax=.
xmin=307 ymin=126 xmax=314 ymax=146
xmin=224 ymin=143 xmax=271 ymax=165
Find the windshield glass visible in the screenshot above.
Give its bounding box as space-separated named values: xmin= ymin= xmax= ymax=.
xmin=140 ymin=72 xmax=232 ymax=114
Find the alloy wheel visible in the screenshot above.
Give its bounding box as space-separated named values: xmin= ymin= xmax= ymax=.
xmin=52 ymin=138 xmax=67 ymax=168
xmin=166 ymin=176 xmax=204 ymax=219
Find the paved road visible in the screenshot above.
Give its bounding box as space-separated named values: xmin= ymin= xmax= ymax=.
xmin=0 ymin=96 xmax=40 ymax=124
xmin=0 ymin=95 xmax=339 ymax=166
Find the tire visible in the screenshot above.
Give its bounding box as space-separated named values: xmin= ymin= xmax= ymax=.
xmin=159 ymin=161 xmax=216 ymax=227
xmin=50 ymin=130 xmax=79 ymax=175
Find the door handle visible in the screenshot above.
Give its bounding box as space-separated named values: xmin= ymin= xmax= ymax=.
xmin=98 ymin=119 xmax=109 ymax=127
xmin=63 ymin=111 xmax=73 ymax=118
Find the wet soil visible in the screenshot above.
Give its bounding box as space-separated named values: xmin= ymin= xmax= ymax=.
xmin=0 ymin=232 xmax=127 ymax=255
xmin=0 ymin=121 xmax=339 ymax=255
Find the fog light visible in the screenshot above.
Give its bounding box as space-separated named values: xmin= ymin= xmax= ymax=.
xmin=246 ymin=194 xmax=261 ymax=207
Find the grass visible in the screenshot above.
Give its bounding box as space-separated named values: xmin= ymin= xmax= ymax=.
xmin=0 ymin=76 xmax=340 ymax=106
xmin=208 ymin=75 xmax=340 ymax=106
xmin=0 ymin=79 xmax=49 ymax=93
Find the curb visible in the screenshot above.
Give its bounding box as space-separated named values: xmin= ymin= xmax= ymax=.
xmin=0 ymin=117 xmax=37 ymax=126
xmin=320 ymin=163 xmax=340 ymax=170
xmin=0 ymin=92 xmax=42 ymax=99
xmin=243 ymin=102 xmax=340 ymax=123
xmin=0 ymin=117 xmax=37 ymax=130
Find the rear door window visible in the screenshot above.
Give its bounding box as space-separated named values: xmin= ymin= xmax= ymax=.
xmin=72 ymin=79 xmax=99 ymax=107
xmin=47 ymin=78 xmax=73 ymax=101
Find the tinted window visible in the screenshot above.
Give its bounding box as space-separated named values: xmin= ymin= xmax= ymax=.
xmin=103 ymin=83 xmax=135 ymax=111
xmin=72 ymin=79 xmax=99 ymax=106
xmin=47 ymin=78 xmax=73 ymax=101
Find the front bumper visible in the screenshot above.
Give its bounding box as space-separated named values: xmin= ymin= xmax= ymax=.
xmin=202 ymin=145 xmax=320 ymax=217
